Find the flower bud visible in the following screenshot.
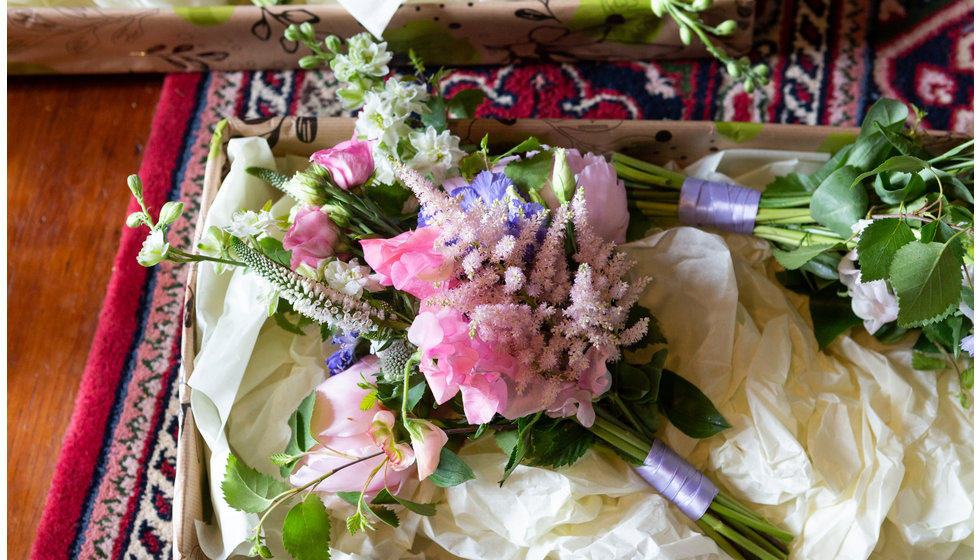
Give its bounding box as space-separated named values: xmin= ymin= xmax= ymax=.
xmin=158 ymin=201 xmax=184 ymax=227
xmin=691 ymin=0 xmax=712 ymax=10
xmin=752 ymin=64 xmax=770 ymax=78
xmin=283 ymin=24 xmax=300 ymax=42
xmin=743 ymin=80 xmax=756 ymax=94
xmin=298 ymin=55 xmax=320 ymax=69
xmin=726 ymin=61 xmax=742 ymax=78
xmin=324 ymin=34 xmax=343 ymax=54
xmin=679 ymin=26 xmax=692 ymax=45
xmin=282 ymin=172 xmax=328 ymax=206
xmin=137 ymin=229 xmax=170 ymax=267
xmin=127 ymin=174 xmax=143 ymax=199
xmin=650 ymin=0 xmax=667 ymax=18
xmin=126 ymin=212 xmax=146 ymax=228
xmin=715 ymin=19 xmax=737 ymax=36
xmin=550 ymin=148 xmax=577 ymax=205
xmin=299 ymin=22 xmax=315 ymax=42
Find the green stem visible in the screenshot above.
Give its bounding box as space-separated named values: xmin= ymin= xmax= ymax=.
xmin=701 ymin=513 xmax=785 ymax=560
xmin=697 ymin=518 xmax=749 ymax=560
xmin=754 ymin=208 xmax=815 ymax=224
xmin=711 ymin=502 xmax=794 ymax=544
xmin=723 ymin=515 xmax=789 ymax=559
xmin=613 ymin=153 xmax=688 ymax=189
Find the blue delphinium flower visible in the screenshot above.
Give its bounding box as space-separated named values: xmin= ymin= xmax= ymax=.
xmin=326 ymin=331 xmax=360 ymax=376
xmin=450 ymin=170 xmax=512 ymax=210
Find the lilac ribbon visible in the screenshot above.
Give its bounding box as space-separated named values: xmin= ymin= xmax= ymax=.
xmin=635 ymin=438 xmax=719 ymax=521
xmin=678 ymin=177 xmax=761 ymax=234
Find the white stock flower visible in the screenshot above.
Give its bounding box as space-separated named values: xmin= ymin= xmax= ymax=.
xmin=137 ymin=229 xmax=170 ymax=267
xmin=838 ymin=250 xmax=899 ymax=334
xmin=227 ymin=209 xmax=277 ymax=238
xmin=322 ymin=258 xmax=382 ymax=298
xmin=407 ymin=126 xmax=465 ymax=181
xmin=331 ymin=33 xmax=392 ymax=80
xmin=381 ymin=78 xmax=429 ymax=118
xmin=355 ymin=91 xmax=412 ymax=149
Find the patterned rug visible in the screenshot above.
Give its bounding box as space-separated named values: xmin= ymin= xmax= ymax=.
xmin=32 ymin=0 xmax=973 ymax=557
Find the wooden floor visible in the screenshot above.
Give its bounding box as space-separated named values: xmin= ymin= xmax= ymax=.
xmin=7 ymin=73 xmax=166 ymax=559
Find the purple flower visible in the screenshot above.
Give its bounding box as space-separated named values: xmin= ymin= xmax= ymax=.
xmin=450 ymin=171 xmax=512 ymax=210
xmin=326 ymin=331 xmax=360 ymax=376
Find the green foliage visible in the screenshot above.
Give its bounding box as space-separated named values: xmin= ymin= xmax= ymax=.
xmin=808 ymin=287 xmax=863 ymax=349
xmin=364 ymin=181 xmax=414 ymax=219
xmin=770 ymin=243 xmax=841 ymax=271
xmin=890 ymin=240 xmax=964 ymax=327
xmin=279 ymin=391 xmax=317 ymax=477
xmin=659 ymin=370 xmax=731 ymax=439
xmin=221 ymin=453 xmax=292 ymax=513
xmin=525 ymin=418 xmax=594 ymax=469
xmin=247 ymin=166 xmax=291 ymax=189
xmin=428 ymin=447 xmax=477 ymax=487
xmin=447 ymin=89 xmax=487 ymax=119
xmin=809 ymin=166 xmax=867 ymax=238
xmin=504 ymin=150 xmax=554 ymax=196
xmin=373 ymin=488 xmax=438 ymax=516
xmin=282 ymin=494 xmax=333 ymax=560
xmin=855 ymin=218 xmax=916 ymax=282
xmin=498 ymin=413 xmax=542 ymax=484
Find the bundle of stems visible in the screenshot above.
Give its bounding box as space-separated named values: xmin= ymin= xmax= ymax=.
xmin=587 ymin=412 xmax=794 ymax=560
xmin=613 ymin=153 xmax=850 ymax=250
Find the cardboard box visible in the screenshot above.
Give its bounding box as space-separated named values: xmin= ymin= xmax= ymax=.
xmin=176 ymin=116 xmax=967 ymax=559
xmin=8 ymin=0 xmax=754 ymax=74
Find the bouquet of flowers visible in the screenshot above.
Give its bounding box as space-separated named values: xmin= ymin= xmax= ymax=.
xmin=129 ymin=32 xmax=795 ymax=560
xmin=615 ymin=101 xmax=975 ymax=405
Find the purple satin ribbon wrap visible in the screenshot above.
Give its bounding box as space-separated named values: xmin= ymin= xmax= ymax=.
xmin=678 ymin=177 xmax=761 ymax=234
xmin=635 ymin=438 xmax=719 ymax=521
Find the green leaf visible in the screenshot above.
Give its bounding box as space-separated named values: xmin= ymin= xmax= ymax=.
xmin=373 ymin=488 xmax=438 ymax=516
xmin=495 ymin=136 xmax=542 ymax=161
xmin=842 ymin=99 xmax=908 ymax=170
xmin=258 ymin=236 xmax=292 ymax=268
xmin=920 ymin=218 xmax=957 ymax=244
xmin=345 ymin=511 xmax=370 ymax=535
xmin=764 ymin=172 xmax=815 ymax=194
xmin=890 ymin=241 xmax=964 ymax=327
xmin=405 ymin=382 xmax=426 ymax=411
xmin=222 ymin=453 xmax=292 ymax=513
xmin=616 ymin=363 xmax=651 ymax=401
xmin=368 ymin=505 xmax=400 ymax=528
xmin=493 ymin=429 xmax=519 ymax=456
xmin=921 ymin=313 xmax=964 ymax=352
xmin=874 ymin=122 xmax=931 ymax=160
xmin=499 ymin=413 xmax=541 ymax=484
xmin=625 ymin=205 xmax=657 ymax=243
xmin=280 ymin=391 xmax=317 ymax=477
xmin=526 ymin=418 xmax=594 ymax=469
xmin=421 ymin=96 xmax=448 ymax=132
xmin=770 ymin=243 xmax=840 ymax=270
xmin=364 ymin=181 xmax=413 ymax=218
xmin=855 ymin=218 xmax=916 ymax=282
xmin=848 ymin=155 xmax=931 ymax=203
xmin=282 ymin=494 xmax=332 ymax=560
xmin=960 ymin=367 xmax=974 ymax=390
xmin=427 ymin=447 xmax=476 ymax=487
xmin=447 ymin=88 xmax=486 ymax=118
xmin=658 ymin=370 xmax=731 ymax=439
xmin=799 ymin=251 xmax=846 ymax=281
xmin=912 ymin=351 xmax=951 ymax=370
xmin=808 ymin=285 xmax=863 ymax=349
xmin=810 ymin=166 xmax=868 ymax=238
xmin=504 ymin=151 xmax=553 ymax=195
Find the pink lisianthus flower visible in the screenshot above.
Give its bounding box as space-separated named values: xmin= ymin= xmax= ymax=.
xmin=309 ymin=137 xmax=375 ymax=190
xmin=360 ymin=226 xmax=454 ymax=299
xmin=407 ymin=307 xmax=513 ymax=425
xmin=289 ymin=356 xmax=413 ymax=496
xmin=538 ymin=149 xmax=628 ymax=244
xmin=282 ymin=206 xmax=340 ymax=271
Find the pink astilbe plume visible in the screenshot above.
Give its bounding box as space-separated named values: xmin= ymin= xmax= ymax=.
xmin=392 ymin=162 xmax=650 ymax=426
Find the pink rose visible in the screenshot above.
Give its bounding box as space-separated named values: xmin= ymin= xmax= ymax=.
xmin=289 ymin=357 xmax=413 ymax=496
xmin=407 ymin=308 xmax=514 ymax=424
xmin=282 ymin=206 xmax=340 ymax=271
xmin=360 ymin=226 xmax=454 ymax=299
xmin=309 ymin=138 xmax=375 ymax=190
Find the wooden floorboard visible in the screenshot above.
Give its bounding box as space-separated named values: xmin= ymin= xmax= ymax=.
xmin=7 ymin=73 xmax=166 ymax=559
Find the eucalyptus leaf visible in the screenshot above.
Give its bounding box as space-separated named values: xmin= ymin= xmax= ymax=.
xmin=421 ymin=96 xmax=448 ymax=132
xmin=810 ymin=166 xmax=867 ymax=238
xmin=855 ymin=218 xmax=916 ymax=282
xmin=281 ymin=494 xmax=332 ymax=560
xmin=659 ymin=370 xmax=730 ymax=439
xmin=890 ymin=240 xmax=964 ymax=327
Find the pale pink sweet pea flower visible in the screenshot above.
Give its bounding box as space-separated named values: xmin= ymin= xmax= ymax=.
xmin=537 ymin=149 xmax=628 ymax=244
xmin=407 ymin=307 xmax=514 ymax=424
xmin=360 ymin=226 xmax=454 ymax=299
xmin=409 ymin=420 xmax=449 ymax=480
xmin=369 ymin=411 xmax=416 ymax=471
xmin=282 ymin=206 xmax=340 ymax=271
xmin=289 ymin=356 xmax=413 ymax=496
xmin=309 ymin=137 xmax=375 ymax=190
